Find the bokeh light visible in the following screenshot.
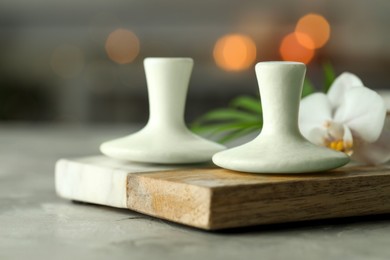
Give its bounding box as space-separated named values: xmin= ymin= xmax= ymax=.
xmin=105 ymin=28 xmax=140 ymax=64
xmin=280 ymin=33 xmax=315 ymax=64
xmin=295 ymin=13 xmax=330 ymax=49
xmin=213 ymin=34 xmax=257 ymax=71
xmin=50 ymin=44 xmax=85 ymax=78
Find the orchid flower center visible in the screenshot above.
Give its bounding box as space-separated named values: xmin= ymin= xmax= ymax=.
xmin=322 ymin=121 xmax=353 ymax=156
xmin=324 ymin=139 xmax=353 ymax=155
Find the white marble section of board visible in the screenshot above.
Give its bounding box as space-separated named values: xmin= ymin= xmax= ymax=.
xmin=55 ymin=156 xmax=188 ymax=208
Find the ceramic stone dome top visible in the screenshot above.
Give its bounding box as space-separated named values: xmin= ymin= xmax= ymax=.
xmin=212 ymin=61 xmax=350 ymax=174
xmin=100 ymin=57 xmax=225 ymax=164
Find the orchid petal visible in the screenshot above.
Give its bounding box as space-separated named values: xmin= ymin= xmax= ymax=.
xmin=342 ymin=125 xmax=353 ymax=155
xmin=299 ymin=93 xmax=332 ymax=138
xmin=327 ymin=121 xmax=345 ymax=140
xmin=343 ymin=125 xmax=353 ymax=146
xmin=351 ymin=117 xmax=390 ymax=165
xmin=305 ymin=127 xmax=328 ymax=146
xmin=327 ymin=72 xmax=364 ymax=110
xmin=334 ymin=87 xmax=386 ymax=143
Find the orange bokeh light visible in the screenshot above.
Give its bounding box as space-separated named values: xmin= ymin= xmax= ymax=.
xmin=213 ymin=34 xmax=257 ymax=71
xmin=279 ymin=32 xmax=315 ymax=64
xmin=295 ymin=13 xmax=330 ymax=49
xmin=105 ymin=29 xmax=140 ymax=64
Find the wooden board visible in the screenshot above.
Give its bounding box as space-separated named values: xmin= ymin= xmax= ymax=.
xmin=55 ymin=156 xmax=390 ymax=230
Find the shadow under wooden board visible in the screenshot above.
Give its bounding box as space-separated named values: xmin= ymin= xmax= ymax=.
xmin=55 ymin=156 xmax=390 ymax=230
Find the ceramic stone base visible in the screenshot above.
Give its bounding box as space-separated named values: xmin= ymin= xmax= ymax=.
xmin=100 ymin=58 xmax=225 ymax=164
xmin=213 ymin=62 xmax=350 ymax=173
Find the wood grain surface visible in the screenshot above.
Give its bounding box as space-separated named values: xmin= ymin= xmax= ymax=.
xmin=126 ymin=165 xmax=390 ymax=230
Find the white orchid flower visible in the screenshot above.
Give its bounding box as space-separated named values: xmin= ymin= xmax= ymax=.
xmin=299 ymin=72 xmax=390 ymax=165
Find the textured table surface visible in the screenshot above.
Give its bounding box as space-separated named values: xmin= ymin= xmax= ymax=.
xmin=1 ymin=124 xmax=390 ymax=260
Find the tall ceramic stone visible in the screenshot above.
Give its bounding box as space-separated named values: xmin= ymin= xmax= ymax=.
xmin=100 ymin=57 xmax=225 ymax=164
xmin=213 ymin=61 xmax=350 ymax=173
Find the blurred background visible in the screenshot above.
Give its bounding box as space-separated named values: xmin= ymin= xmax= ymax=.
xmin=0 ymin=0 xmax=389 ymax=124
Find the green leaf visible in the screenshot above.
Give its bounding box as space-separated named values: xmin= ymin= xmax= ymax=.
xmin=212 ymin=121 xmax=261 ymax=132
xmin=193 ymin=108 xmax=260 ymax=124
xmin=230 ymin=95 xmax=262 ymax=114
xmin=191 ymin=121 xmax=261 ymax=136
xmin=217 ymin=126 xmax=260 ymax=143
xmin=191 ymin=94 xmax=264 ymax=143
xmin=323 ymin=61 xmax=336 ymax=93
xmin=302 ymin=79 xmax=315 ymax=97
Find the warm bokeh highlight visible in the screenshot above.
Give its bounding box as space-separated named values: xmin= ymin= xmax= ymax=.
xmin=280 ymin=33 xmax=315 ymax=64
xmin=213 ymin=34 xmax=257 ymax=71
xmin=105 ymin=29 xmax=140 ymax=64
xmin=295 ymin=14 xmax=330 ymax=49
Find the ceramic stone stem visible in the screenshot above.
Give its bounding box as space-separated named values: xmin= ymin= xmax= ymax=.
xmin=145 ymin=58 xmax=190 ymax=131
xmin=259 ymin=64 xmax=303 ymax=138
xmin=212 ymin=61 xmax=350 ymax=174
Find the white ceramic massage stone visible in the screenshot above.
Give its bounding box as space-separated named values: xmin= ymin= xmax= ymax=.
xmin=100 ymin=57 xmax=225 ymax=164
xmin=213 ymin=61 xmax=350 ymax=174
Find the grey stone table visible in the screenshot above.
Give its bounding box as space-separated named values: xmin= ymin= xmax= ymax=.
xmin=1 ymin=124 xmax=390 ymax=260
